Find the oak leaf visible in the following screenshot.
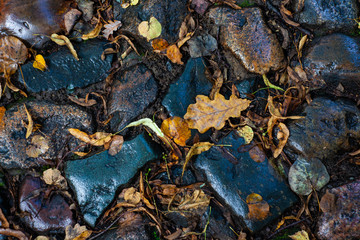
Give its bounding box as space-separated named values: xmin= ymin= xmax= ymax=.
xmin=102 ymin=20 xmax=122 ymax=39
xmin=184 ymin=93 xmax=251 ymax=133
xmin=161 ymin=116 xmax=191 ymax=146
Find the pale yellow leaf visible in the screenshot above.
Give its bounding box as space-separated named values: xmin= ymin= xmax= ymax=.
xmin=237 ymin=125 xmax=254 ymax=144
xmin=138 ymin=17 xmax=162 ymax=41
xmin=68 ymin=128 xmax=91 ymax=143
xmin=183 ymin=142 xmax=214 ymax=177
xmin=43 ymin=168 xmax=67 ymax=189
xmin=289 ymin=230 xmax=310 ymax=240
xmin=51 ymin=34 xmax=79 ymax=60
xmin=24 ymin=104 xmax=33 ymax=139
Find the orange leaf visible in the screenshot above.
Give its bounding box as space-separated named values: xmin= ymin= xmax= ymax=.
xmin=166 ymin=44 xmax=183 ymax=65
xmin=246 ymin=193 xmax=270 ymax=221
xmin=273 ymin=122 xmax=289 ymax=158
xmin=0 ymin=106 xmax=5 ymax=130
xmin=184 ymin=93 xmax=251 ymax=133
xmin=152 ymin=38 xmax=169 ymax=51
xmin=161 ymin=116 xmax=191 ymax=146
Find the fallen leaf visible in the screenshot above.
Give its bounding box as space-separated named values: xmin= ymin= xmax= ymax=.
xmin=124 ymin=187 xmax=141 ymax=205
xmin=138 ymin=16 xmax=162 ymax=41
xmin=68 ymin=128 xmax=91 ymax=143
xmin=273 ymin=122 xmax=289 ymax=158
xmin=88 ymin=132 xmax=112 ymax=146
xmin=249 ymin=145 xmax=266 ymax=163
xmin=68 ymin=95 xmax=97 ymax=107
xmin=161 ymin=117 xmax=191 ymax=146
xmin=183 ymin=142 xmax=214 ymax=177
xmin=102 ymin=20 xmax=122 ymax=39
xmin=288 ymin=158 xmax=330 ymax=195
xmin=33 ymin=54 xmax=47 ymax=71
xmin=152 ymin=38 xmax=169 ymax=51
xmin=26 ymin=135 xmax=50 ymax=158
xmin=184 ymin=93 xmax=251 ymax=133
xmin=0 ymin=106 xmax=6 ymax=130
xmin=121 ymin=0 xmax=139 ymax=8
xmin=176 ymin=189 xmax=210 ymax=211
xmin=43 ymin=168 xmax=67 ymax=189
xmin=125 ymin=118 xmax=165 ymax=139
xmin=65 ymin=224 xmax=92 ymax=240
xmin=298 ymin=35 xmax=308 ymax=53
xmin=263 ymin=74 xmax=284 ymax=91
xmin=81 ymin=19 xmax=102 ymax=40
xmin=50 ymin=34 xmax=79 ymax=60
xmin=236 ymin=125 xmax=253 ymax=144
xmin=35 ymin=236 xmax=50 ymax=240
xmin=246 ymin=193 xmax=270 ymax=221
xmin=319 ymin=190 xmax=336 ymax=213
xmin=166 ymin=44 xmax=183 ymax=64
xmin=24 ymin=105 xmax=33 ymax=139
xmin=73 ymin=151 xmax=89 ymax=157
xmin=0 ymin=36 xmax=28 ymax=76
xmin=108 ymin=135 xmax=124 ymax=156
xmin=289 ymin=230 xmax=310 ymax=240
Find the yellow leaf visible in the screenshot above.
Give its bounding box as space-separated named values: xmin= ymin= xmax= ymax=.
xmin=161 ymin=116 xmax=191 ymax=146
xmin=43 ymin=168 xmax=67 ymax=189
xmin=237 ymin=125 xmax=253 ymax=144
xmin=246 ymin=193 xmax=270 ymax=221
xmin=68 ymin=128 xmax=91 ymax=143
xmin=74 ymin=151 xmax=89 ymax=157
xmin=184 ymin=93 xmax=251 ymax=133
xmin=289 ymin=230 xmax=310 ymax=240
xmin=33 ymin=54 xmax=47 ymax=71
xmin=65 ymin=224 xmax=92 ymax=240
xmin=81 ymin=20 xmax=103 ymax=40
xmin=88 ymin=132 xmax=112 ymax=146
xmin=183 ymin=142 xmax=214 ymax=177
xmin=24 ymin=104 xmax=33 ymax=139
xmin=50 ymin=34 xmax=79 ymax=60
xmin=166 ymin=44 xmax=183 ymax=65
xmin=138 ymin=16 xmax=162 ymax=41
xmin=273 ymin=122 xmax=289 ymax=158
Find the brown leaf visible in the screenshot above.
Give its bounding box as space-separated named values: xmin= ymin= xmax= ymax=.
xmin=50 ymin=34 xmax=79 ymax=60
xmin=26 ymin=135 xmax=50 ymax=158
xmin=246 ymin=193 xmax=270 ymax=221
xmin=68 ymin=95 xmax=97 ymax=107
xmin=273 ymin=123 xmax=289 ymax=158
xmin=0 ymin=106 xmax=6 ymax=130
xmin=0 ymin=36 xmax=28 ymax=76
xmin=161 ymin=117 xmax=191 ymax=146
xmin=43 ymin=168 xmax=67 ymax=189
xmin=65 ymin=224 xmax=92 ymax=240
xmin=176 ymin=189 xmax=210 ymax=211
xmin=81 ymin=18 xmax=103 ymax=40
xmin=152 ymin=38 xmax=169 ymax=51
xmin=102 ymin=20 xmax=122 ymax=39
xmin=183 ymin=142 xmax=214 ymax=177
xmin=249 ymin=145 xmax=266 ymax=163
xmin=184 ymin=93 xmax=251 ymax=133
xmin=68 ymin=128 xmax=91 ymax=143
xmin=319 ymin=190 xmax=336 ymax=213
xmin=124 ymin=187 xmax=141 ymax=205
xmin=166 ymin=45 xmax=183 ymax=65
xmin=24 ymin=105 xmax=33 ymax=139
xmin=108 ymin=135 xmax=124 ymax=156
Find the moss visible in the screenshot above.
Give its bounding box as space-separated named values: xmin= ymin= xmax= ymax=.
xmin=237 ymin=0 xmax=255 ymax=8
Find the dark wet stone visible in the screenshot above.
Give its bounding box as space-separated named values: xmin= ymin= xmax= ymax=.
xmin=114 ymin=0 xmax=187 ymax=43
xmin=285 ymin=97 xmax=360 ymax=162
xmin=108 ymin=64 xmax=158 ymax=131
xmin=195 ymin=131 xmax=298 ymax=231
xmin=0 ymin=0 xmax=76 ymax=48
xmin=302 ymin=34 xmax=360 ymax=95
xmin=317 ymin=180 xmax=360 ymax=240
xmin=65 ymin=133 xmax=161 ymax=226
xmin=156 ymin=165 xmax=196 ymax=186
xmin=19 ymin=175 xmax=74 ymax=233
xmin=17 ymin=39 xmax=113 ymax=92
xmin=296 ymin=0 xmax=358 ymax=35
xmin=187 ymin=33 xmax=217 ymax=58
xmin=235 ymin=77 xmax=256 ymax=99
xmin=208 ymin=7 xmax=285 ymax=75
xmin=0 ymin=101 xmax=93 ymax=170
xmin=162 ymin=58 xmax=212 ymax=117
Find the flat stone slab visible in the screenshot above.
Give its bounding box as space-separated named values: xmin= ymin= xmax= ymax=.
xmin=195 ymin=131 xmax=298 ymax=231
xmin=65 ymin=133 xmax=161 ymax=226
xmin=17 ymin=39 xmax=113 ymax=92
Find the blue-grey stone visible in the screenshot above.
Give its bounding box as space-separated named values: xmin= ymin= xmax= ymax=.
xmin=188 ymin=34 xmax=218 ymax=58
xmin=162 ymin=58 xmax=212 ymax=117
xmin=17 ymin=39 xmax=113 ymax=92
xmin=65 ymin=133 xmax=161 ymax=226
xmin=195 ymin=131 xmax=298 ymax=231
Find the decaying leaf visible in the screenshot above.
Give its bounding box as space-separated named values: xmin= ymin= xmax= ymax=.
xmin=108 ymin=135 xmax=124 ymax=156
xmin=273 ymin=122 xmax=289 ymax=158
xmin=176 ymin=189 xmax=210 ymax=211
xmin=81 ymin=18 xmax=102 ymax=40
xmin=161 ymin=117 xmax=191 ymax=146
xmin=68 ymin=128 xmax=112 ymax=146
xmin=33 ymin=54 xmax=47 ymax=71
xmin=246 ymin=193 xmax=270 ymax=221
xmin=26 ymin=135 xmax=50 ymax=158
xmin=289 ymin=230 xmax=310 ymax=240
xmin=166 ymin=44 xmax=183 ymax=65
xmin=288 ymin=158 xmax=330 ymax=195
xmin=249 ymin=145 xmax=266 ymax=163
xmin=124 ymin=187 xmax=141 ymax=205
xmin=184 ymin=93 xmax=251 ymax=133
xmin=43 ymin=168 xmax=67 ymax=189
xmin=138 ymin=16 xmax=162 ymax=41
xmin=24 ymin=105 xmax=33 ymax=139
xmin=50 ymin=34 xmax=79 ymax=60
xmin=121 ymin=0 xmax=139 ymax=8
xmin=68 ymin=95 xmax=97 ymax=107
xmin=125 ymin=118 xmax=165 ymax=139
xmin=65 ymin=224 xmax=92 ymax=240
xmin=152 ymin=38 xmax=169 ymax=51
xmin=236 ymin=125 xmax=253 ymax=144
xmin=0 ymin=36 xmax=28 ymax=76
xmin=102 ymin=20 xmax=122 ymax=39
xmin=183 ymin=142 xmax=214 ymax=177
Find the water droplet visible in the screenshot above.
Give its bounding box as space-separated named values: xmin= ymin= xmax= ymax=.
xmin=23 ymin=22 xmax=30 ymax=29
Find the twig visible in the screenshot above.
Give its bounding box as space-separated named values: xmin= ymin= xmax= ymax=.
xmin=0 ymin=228 xmax=28 ymax=240
xmin=267 ymin=219 xmax=305 ymax=239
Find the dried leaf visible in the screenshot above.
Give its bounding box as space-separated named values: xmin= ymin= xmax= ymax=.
xmin=68 ymin=95 xmax=97 ymax=107
xmin=81 ymin=19 xmax=103 ymax=40
xmin=74 ymin=151 xmax=89 ymax=157
xmin=177 ymin=32 xmax=194 ymax=48
xmin=0 ymin=36 xmax=28 ymax=76
xmin=298 ymin=35 xmax=308 ymax=53
xmin=65 ymin=224 xmax=92 ymax=240
xmin=108 ymin=135 xmax=124 ymax=156
xmin=319 ymin=190 xmax=336 ymax=213
xmin=43 ymin=168 xmax=67 ymax=189
xmin=26 ymin=135 xmax=50 ymax=158
xmin=152 ymin=38 xmax=169 ymax=51
xmin=24 ymin=105 xmax=33 ymax=139
xmin=176 ymin=189 xmax=210 ymax=210
xmin=268 ymin=96 xmax=304 ymax=120
xmin=161 ymin=117 xmax=191 ymax=146
xmin=246 ymin=193 xmax=270 ymax=221
xmin=50 ymin=34 xmax=79 ymax=60
xmin=125 ymin=118 xmax=165 ymax=139
xmin=103 ymin=20 xmax=122 ymax=39
xmin=68 ymin=128 xmax=91 ymax=143
xmin=184 ymin=93 xmax=251 ymax=133
xmin=183 ymin=142 xmax=214 ymax=177
xmin=138 ymin=17 xmax=162 ymax=41
xmin=166 ymin=45 xmax=183 ymax=65
xmin=88 ymin=132 xmax=112 ymax=146
xmin=124 ymin=187 xmax=141 ymax=205
xmin=33 ymin=54 xmax=47 ymax=71
xmin=236 ymin=125 xmax=253 ymax=144
xmin=289 ymin=230 xmax=310 ymax=240
xmin=121 ymin=0 xmax=139 ymax=8
xmin=273 ymin=123 xmax=289 ymax=158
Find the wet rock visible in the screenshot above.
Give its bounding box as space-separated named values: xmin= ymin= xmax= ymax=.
xmin=317 ymin=180 xmax=360 ymax=240
xmin=0 ymin=0 xmax=77 ymax=48
xmin=95 ymin=212 xmax=152 ymax=240
xmin=285 ymin=97 xmax=360 ymax=162
xmin=114 ymin=0 xmax=187 ymax=43
xmin=65 ymin=133 xmax=161 ymax=226
xmin=208 ymin=7 xmax=285 ymax=75
xmin=156 ymin=165 xmax=196 ymax=186
xmin=195 ymin=131 xmax=298 ymax=231
xmin=235 ymin=77 xmax=257 ymax=99
xmin=17 ymin=39 xmax=113 ymax=92
xmin=162 ymin=58 xmax=212 ymax=117
xmin=19 ymin=175 xmax=74 ymax=233
xmin=0 ymin=101 xmax=93 ymax=170
xmin=301 ymin=34 xmax=360 ymax=95
xmin=296 ymin=0 xmax=358 ymax=35
xmin=108 ymin=64 xmax=158 ymax=131
xmin=190 ymin=0 xmax=210 ymax=15
xmin=187 ymin=33 xmax=217 ymax=58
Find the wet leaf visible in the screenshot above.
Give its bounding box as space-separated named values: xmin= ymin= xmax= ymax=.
xmin=183 ymin=142 xmax=214 ymax=177
xmin=68 ymin=128 xmax=112 ymax=146
xmin=249 ymin=145 xmax=266 ymax=163
xmin=50 ymin=34 xmax=79 ymax=60
xmin=125 ymin=118 xmax=165 ymax=139
xmin=124 ymin=187 xmax=141 ymax=205
xmin=121 ymin=0 xmax=139 ymax=8
xmin=35 ymin=236 xmax=50 ymax=240
xmin=81 ymin=19 xmax=102 ymax=40
xmin=102 ymin=20 xmax=122 ymax=39
xmin=319 ymin=190 xmax=335 ymax=213
xmin=152 ymin=38 xmax=169 ymax=51
xmin=65 ymin=224 xmax=92 ymax=240
xmin=273 ymin=123 xmax=289 ymax=158
xmin=68 ymin=128 xmax=91 ymax=143
xmin=108 ymin=135 xmax=124 ymax=156
xmin=236 ymin=125 xmax=253 ymax=144
xmin=0 ymin=36 xmax=28 ymax=76
xmin=262 ymin=74 xmax=284 ymax=91
xmin=166 ymin=44 xmax=183 ymax=65
xmin=246 ymin=193 xmax=270 ymax=221
xmin=43 ymin=168 xmax=67 ymax=189
xmin=176 ymin=189 xmax=210 ymax=211
xmin=73 ymin=151 xmax=89 ymax=157
xmin=161 ymin=117 xmax=191 ymax=146
xmin=289 ymin=230 xmax=310 ymax=240
xmin=288 ymin=158 xmax=330 ymax=195
xmin=26 ymin=135 xmax=50 ymax=158
xmin=24 ymin=105 xmax=33 ymax=139
xmin=68 ymin=95 xmax=97 ymax=107
xmin=184 ymin=93 xmax=251 ymax=133
xmin=33 ymin=54 xmax=47 ymax=71
xmin=138 ymin=17 xmax=162 ymax=41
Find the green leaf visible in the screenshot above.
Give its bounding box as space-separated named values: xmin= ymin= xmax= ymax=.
xmin=262 ymin=74 xmax=284 ymax=91
xmin=125 ymin=118 xmax=165 ymax=139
